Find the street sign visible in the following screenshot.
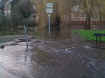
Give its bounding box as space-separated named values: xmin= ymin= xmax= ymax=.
xmin=46 ymin=3 xmax=53 ymax=36
xmin=46 ymin=8 xmax=53 ymax=13
xmin=46 ymin=3 xmax=53 ymax=8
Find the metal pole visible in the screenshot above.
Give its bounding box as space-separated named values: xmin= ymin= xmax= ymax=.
xmin=48 ymin=14 xmax=50 ymax=36
xmin=24 ymin=26 xmax=28 ymax=51
xmin=96 ymin=36 xmax=97 ymax=47
xmin=99 ymin=36 xmax=101 ymax=47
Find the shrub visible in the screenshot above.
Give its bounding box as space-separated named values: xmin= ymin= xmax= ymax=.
xmin=0 ymin=16 xmax=13 ymax=29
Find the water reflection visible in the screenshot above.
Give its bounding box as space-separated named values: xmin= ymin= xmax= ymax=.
xmin=37 ymin=26 xmax=105 ymax=41
xmin=37 ymin=26 xmax=85 ymax=40
xmin=0 ymin=35 xmax=25 ymax=44
xmin=49 ymin=26 xmax=60 ymax=39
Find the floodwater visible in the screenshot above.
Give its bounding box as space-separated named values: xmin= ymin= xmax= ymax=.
xmin=37 ymin=26 xmax=84 ymax=40
xmin=0 ymin=35 xmax=25 ymax=44
xmin=0 ymin=26 xmax=105 ymax=78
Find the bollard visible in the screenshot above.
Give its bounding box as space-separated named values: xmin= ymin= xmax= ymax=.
xmin=24 ymin=26 xmax=28 ymax=51
xmin=24 ymin=26 xmax=29 ymax=63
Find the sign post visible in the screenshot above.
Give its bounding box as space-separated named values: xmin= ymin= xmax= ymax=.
xmin=48 ymin=14 xmax=50 ymax=36
xmin=46 ymin=3 xmax=53 ymax=36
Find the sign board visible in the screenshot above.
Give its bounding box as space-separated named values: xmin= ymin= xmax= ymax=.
xmin=46 ymin=8 xmax=53 ymax=13
xmin=46 ymin=3 xmax=53 ymax=8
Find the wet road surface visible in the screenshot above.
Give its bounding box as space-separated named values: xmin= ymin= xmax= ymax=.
xmin=0 ymin=26 xmax=105 ymax=78
xmin=0 ymin=35 xmax=26 ymax=44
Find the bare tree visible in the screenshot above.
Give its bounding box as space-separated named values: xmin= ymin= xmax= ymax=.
xmin=79 ymin=0 xmax=102 ymax=29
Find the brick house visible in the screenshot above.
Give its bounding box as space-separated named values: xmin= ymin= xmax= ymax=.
xmin=3 ymin=0 xmax=12 ymax=16
xmin=61 ymin=0 xmax=100 ymax=26
xmin=0 ymin=0 xmax=12 ymax=17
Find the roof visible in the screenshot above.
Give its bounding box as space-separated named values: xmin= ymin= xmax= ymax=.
xmin=3 ymin=0 xmax=12 ymax=4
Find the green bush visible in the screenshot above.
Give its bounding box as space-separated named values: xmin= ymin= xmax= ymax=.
xmin=0 ymin=16 xmax=13 ymax=29
xmin=23 ymin=18 xmax=36 ymax=27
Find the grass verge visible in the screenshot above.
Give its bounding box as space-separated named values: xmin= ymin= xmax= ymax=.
xmin=73 ymin=30 xmax=105 ymax=42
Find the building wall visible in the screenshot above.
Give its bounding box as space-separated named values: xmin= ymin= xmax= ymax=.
xmin=60 ymin=0 xmax=100 ymax=26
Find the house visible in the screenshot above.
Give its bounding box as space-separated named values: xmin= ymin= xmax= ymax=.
xmin=0 ymin=0 xmax=12 ymax=17
xmin=3 ymin=0 xmax=12 ymax=16
xmin=61 ymin=0 xmax=100 ymax=26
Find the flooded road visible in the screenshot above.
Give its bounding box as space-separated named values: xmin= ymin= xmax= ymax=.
xmin=0 ymin=35 xmax=25 ymax=44
xmin=0 ymin=26 xmax=105 ymax=78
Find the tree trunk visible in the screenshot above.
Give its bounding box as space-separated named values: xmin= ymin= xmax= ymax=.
xmin=84 ymin=13 xmax=91 ymax=30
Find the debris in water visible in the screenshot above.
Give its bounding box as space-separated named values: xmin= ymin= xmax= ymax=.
xmin=65 ymin=49 xmax=72 ymax=53
xmin=0 ymin=45 xmax=4 ymax=49
xmin=84 ymin=46 xmax=90 ymax=49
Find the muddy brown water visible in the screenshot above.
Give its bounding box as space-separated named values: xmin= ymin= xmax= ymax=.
xmin=0 ymin=26 xmax=105 ymax=78
xmin=28 ymin=26 xmax=105 ymax=78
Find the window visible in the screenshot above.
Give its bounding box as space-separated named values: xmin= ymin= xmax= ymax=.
xmin=0 ymin=10 xmax=2 ymax=16
xmin=75 ymin=5 xmax=79 ymax=12
xmin=4 ymin=11 xmax=10 ymax=16
xmin=0 ymin=0 xmax=2 ymax=7
xmin=4 ymin=11 xmax=7 ymax=16
xmin=78 ymin=13 xmax=82 ymax=18
xmin=84 ymin=14 xmax=86 ymax=18
xmin=9 ymin=4 xmax=10 ymax=9
xmin=5 ymin=4 xmax=8 ymax=10
xmin=71 ymin=13 xmax=74 ymax=18
xmin=8 ymin=11 xmax=10 ymax=16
